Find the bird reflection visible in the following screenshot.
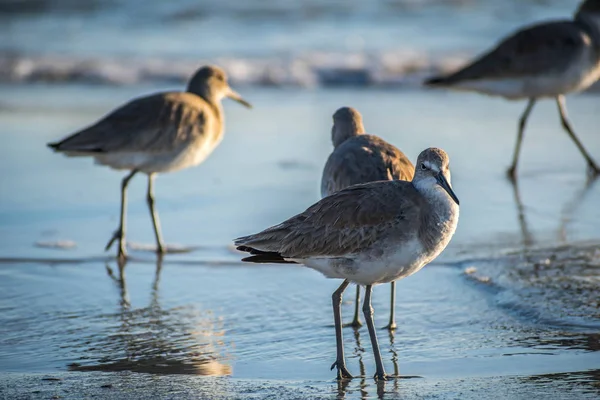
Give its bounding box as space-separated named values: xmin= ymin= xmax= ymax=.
xmin=69 ymin=256 xmax=231 ymax=376
xmin=510 ymin=178 xmax=534 ymax=249
xmin=388 ymin=329 xmax=400 ymax=391
xmin=336 ymin=327 xmax=402 ymax=399
xmin=509 ymin=177 xmax=597 ymax=250
xmin=556 ymin=177 xmax=598 ymax=244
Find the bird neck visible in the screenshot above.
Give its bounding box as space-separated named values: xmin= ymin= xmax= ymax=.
xmin=332 ymin=123 xmax=365 ymax=148
xmin=412 ymin=177 xmax=458 ymax=218
xmin=187 ymin=85 xmax=224 ymax=120
xmin=411 ymin=178 xmax=459 ymax=255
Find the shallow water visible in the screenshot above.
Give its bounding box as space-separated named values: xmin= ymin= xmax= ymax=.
xmin=1 ymin=85 xmax=600 ymax=398
xmin=2 ymin=0 xmax=600 ymax=398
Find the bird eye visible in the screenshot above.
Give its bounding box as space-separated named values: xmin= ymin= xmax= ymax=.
xmin=420 ymin=163 xmax=427 ymax=170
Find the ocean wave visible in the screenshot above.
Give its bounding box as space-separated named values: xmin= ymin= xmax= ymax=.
xmin=0 ymin=50 xmax=483 ymax=88
xmin=464 ymin=242 xmax=600 ymax=330
xmin=4 ymin=51 xmax=599 ymax=92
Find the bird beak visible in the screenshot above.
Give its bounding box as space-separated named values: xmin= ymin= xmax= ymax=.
xmin=227 ymin=88 xmax=252 ymax=108
xmin=436 ymin=172 xmax=459 ymax=205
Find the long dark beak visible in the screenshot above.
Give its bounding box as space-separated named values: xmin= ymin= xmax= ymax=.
xmin=227 ymin=88 xmax=252 ymax=108
xmin=436 ymin=172 xmax=460 ymax=205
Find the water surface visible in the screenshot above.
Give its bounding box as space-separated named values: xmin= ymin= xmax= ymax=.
xmin=1 ymin=1 xmax=600 ymax=398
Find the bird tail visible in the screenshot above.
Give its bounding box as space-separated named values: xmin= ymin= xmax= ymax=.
xmin=235 ymin=245 xmax=297 ymax=264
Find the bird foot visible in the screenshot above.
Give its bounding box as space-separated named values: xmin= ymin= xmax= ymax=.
xmin=105 ymin=229 xmax=127 ymax=261
xmin=586 ymin=162 xmax=600 ymax=179
xmin=384 ymin=322 xmax=397 ymax=331
xmin=343 ymin=319 xmax=362 ymax=328
xmin=506 ymin=166 xmax=517 ymax=181
xmin=331 ymin=360 xmax=354 ymax=380
xmin=105 ymin=229 xmax=123 ymax=251
xmin=373 ymin=372 xmax=396 ymax=381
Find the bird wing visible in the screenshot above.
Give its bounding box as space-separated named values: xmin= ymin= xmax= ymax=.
xmin=236 ymin=180 xmax=421 ymax=258
xmin=49 ymin=92 xmax=210 ymax=154
xmin=429 ymin=20 xmax=590 ymax=84
xmin=321 ymin=135 xmax=414 ymax=196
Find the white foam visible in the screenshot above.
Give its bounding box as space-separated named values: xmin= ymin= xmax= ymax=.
xmin=3 ymin=51 xmax=599 ymax=93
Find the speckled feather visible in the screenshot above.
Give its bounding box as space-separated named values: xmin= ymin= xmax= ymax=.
xmin=236 ymin=181 xmax=423 ymax=259
xmin=321 ymin=107 xmax=414 ymax=197
xmin=235 ymin=148 xmax=458 ymax=265
xmin=47 ymin=65 xmax=250 ymax=174
xmin=427 ymin=20 xmax=600 ymax=84
xmin=49 ymin=92 xmax=215 ymax=154
xmin=321 ymin=134 xmax=414 ymax=197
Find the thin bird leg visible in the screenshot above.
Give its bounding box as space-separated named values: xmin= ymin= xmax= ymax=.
xmin=105 ymin=170 xmax=137 ymax=261
xmin=384 ymin=282 xmax=397 ymax=331
xmin=330 ymin=279 xmax=354 ymax=380
xmin=363 ymin=285 xmax=391 ymax=380
xmin=348 ymin=285 xmax=362 ymax=328
xmin=146 ymin=173 xmax=166 ymax=254
xmin=556 ymin=95 xmax=600 ymax=177
xmin=507 ymin=98 xmax=536 ymax=180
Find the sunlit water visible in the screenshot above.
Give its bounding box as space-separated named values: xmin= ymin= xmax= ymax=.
xmin=1 ymin=85 xmax=599 ymax=398
xmin=1 ymin=0 xmax=600 ymax=398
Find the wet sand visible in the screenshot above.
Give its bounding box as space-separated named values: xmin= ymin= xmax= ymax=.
xmin=0 ymin=85 xmax=599 ymax=398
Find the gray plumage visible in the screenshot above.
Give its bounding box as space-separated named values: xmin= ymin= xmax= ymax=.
xmin=320 ymin=106 xmax=414 ymax=329
xmin=239 ymin=180 xmax=434 ymax=259
xmin=426 ymin=20 xmax=600 ymax=90
xmin=235 ymin=147 xmax=459 ymax=380
xmin=48 ymin=65 xmax=251 ymax=260
xmin=49 ymin=65 xmax=251 ymax=173
xmin=237 ymin=148 xmax=456 ymax=265
xmin=425 ymin=0 xmax=600 ymax=178
xmin=321 ymin=107 xmax=414 ymax=198
xmin=50 ymin=92 xmax=211 ymax=158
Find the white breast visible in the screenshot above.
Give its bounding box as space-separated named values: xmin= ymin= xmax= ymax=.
xmin=93 ymin=133 xmax=223 ymax=174
xmin=296 ymin=237 xmax=428 ymax=286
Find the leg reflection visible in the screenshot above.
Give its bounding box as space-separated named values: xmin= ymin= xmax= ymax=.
xmin=557 ymin=178 xmax=598 ymax=243
xmin=510 ymin=178 xmax=534 ymax=248
xmin=352 ymin=327 xmax=367 ymax=399
xmin=99 ymin=257 xmax=231 ymax=375
xmin=388 ymin=329 xmax=400 ymax=391
xmin=105 ymin=258 xmax=129 ymax=307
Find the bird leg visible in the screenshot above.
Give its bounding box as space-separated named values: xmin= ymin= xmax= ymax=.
xmin=556 ymin=95 xmax=600 ymax=178
xmin=507 ymin=98 xmax=536 ymax=180
xmin=146 ymin=174 xmax=166 ymax=254
xmin=345 ymin=285 xmax=363 ymax=328
xmin=105 ymin=170 xmax=137 ymax=261
xmin=384 ymin=281 xmax=397 ymax=331
xmin=331 ymin=279 xmax=354 ymax=380
xmin=363 ymin=285 xmax=392 ymax=381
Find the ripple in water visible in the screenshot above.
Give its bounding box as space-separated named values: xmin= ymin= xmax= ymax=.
xmin=66 ymin=260 xmax=232 ymax=376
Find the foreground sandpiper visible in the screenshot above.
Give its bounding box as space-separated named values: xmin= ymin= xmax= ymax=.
xmin=49 ymin=65 xmax=251 ymax=260
xmin=235 ymin=148 xmax=459 ymax=380
xmin=321 ymin=107 xmax=414 ymax=330
xmin=425 ymin=0 xmax=600 ymax=178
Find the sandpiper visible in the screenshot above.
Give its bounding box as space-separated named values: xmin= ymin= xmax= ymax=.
xmin=49 ymin=65 xmax=251 ymax=260
xmin=321 ymin=107 xmax=414 ymax=330
xmin=235 ymin=148 xmax=459 ymax=380
xmin=425 ymin=0 xmax=600 ymax=178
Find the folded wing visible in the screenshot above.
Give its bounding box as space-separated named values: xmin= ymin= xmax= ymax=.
xmin=236 ymin=180 xmax=421 ymax=259
xmin=48 ymin=92 xmax=209 ymax=155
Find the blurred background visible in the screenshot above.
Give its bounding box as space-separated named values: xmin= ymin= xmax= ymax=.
xmin=1 ymin=1 xmax=599 ymax=399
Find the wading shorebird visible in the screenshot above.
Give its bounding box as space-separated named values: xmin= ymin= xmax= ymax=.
xmin=321 ymin=107 xmax=414 ymax=330
xmin=425 ymin=0 xmax=600 ymax=179
xmin=235 ymin=148 xmax=459 ymax=380
xmin=49 ymin=65 xmax=251 ymax=260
